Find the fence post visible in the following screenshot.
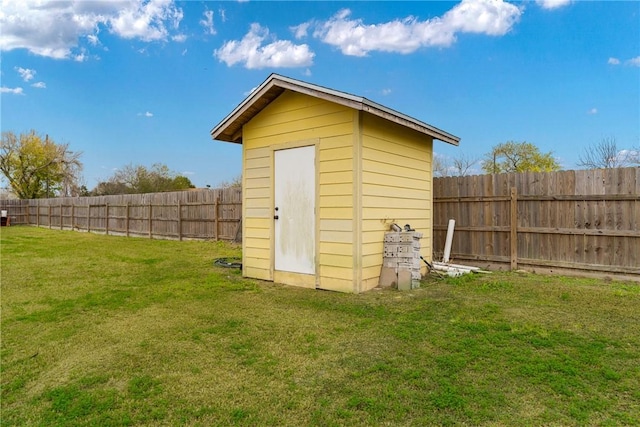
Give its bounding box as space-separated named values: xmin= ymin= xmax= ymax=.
xmin=71 ymin=203 xmax=74 ymax=229
xmin=149 ymin=202 xmax=153 ymax=239
xmin=60 ymin=203 xmax=63 ymax=230
xmin=48 ymin=204 xmax=52 ymax=229
xmin=510 ymin=187 xmax=518 ymax=271
xmin=105 ymin=203 xmax=109 ymax=235
xmin=37 ymin=201 xmax=40 ymax=226
xmin=214 ymin=196 xmax=220 ymax=241
xmin=87 ymin=204 xmax=91 ymax=233
xmin=126 ymin=202 xmax=130 ymax=237
xmin=177 ymin=200 xmax=182 ymax=241
xmin=26 ymin=200 xmax=30 ymax=225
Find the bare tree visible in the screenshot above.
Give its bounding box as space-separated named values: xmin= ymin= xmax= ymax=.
xmin=433 ymin=155 xmax=449 ymax=178
xmin=216 ymin=174 xmax=242 ymax=189
xmin=577 ymin=137 xmax=632 ymax=169
xmin=433 ymin=154 xmax=479 ymax=177
xmin=630 ymin=143 xmax=640 ymax=165
xmin=452 ymin=154 xmax=479 ymax=176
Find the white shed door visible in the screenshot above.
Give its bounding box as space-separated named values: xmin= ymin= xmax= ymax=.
xmin=274 ymin=146 xmax=315 ymax=275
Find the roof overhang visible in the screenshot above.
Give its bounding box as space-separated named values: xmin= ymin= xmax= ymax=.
xmin=210 ymin=74 xmax=460 ymax=146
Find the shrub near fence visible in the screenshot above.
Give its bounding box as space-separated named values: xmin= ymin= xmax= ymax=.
xmin=0 ymin=188 xmax=242 ymax=242
xmin=433 ymin=167 xmax=639 ymax=279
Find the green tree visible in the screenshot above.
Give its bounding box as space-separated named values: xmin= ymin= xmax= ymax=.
xmin=92 ymin=163 xmax=195 ymax=195
xmin=481 ymin=141 xmax=561 ymax=174
xmin=0 ymin=130 xmax=83 ymax=199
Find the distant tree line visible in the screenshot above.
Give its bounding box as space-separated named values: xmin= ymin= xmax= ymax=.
xmin=90 ymin=163 xmax=195 ymax=196
xmin=0 ymin=130 xmax=195 ymax=199
xmin=434 ymin=138 xmax=639 ymax=177
xmin=2 ymin=130 xmax=638 ymax=198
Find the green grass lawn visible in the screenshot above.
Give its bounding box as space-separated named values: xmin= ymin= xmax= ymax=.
xmin=1 ymin=226 xmax=639 ymax=426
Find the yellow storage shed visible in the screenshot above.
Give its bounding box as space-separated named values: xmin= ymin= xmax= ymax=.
xmin=211 ymin=74 xmax=459 ymax=293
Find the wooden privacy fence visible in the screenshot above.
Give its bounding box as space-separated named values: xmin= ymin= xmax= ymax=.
xmin=433 ymin=167 xmax=639 ymax=278
xmin=0 ymin=188 xmax=242 ymax=242
xmin=3 ymin=169 xmax=638 ymax=277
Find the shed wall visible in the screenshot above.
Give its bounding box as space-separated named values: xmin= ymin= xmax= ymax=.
xmin=360 ymin=114 xmax=433 ymax=291
xmin=242 ymin=91 xmax=356 ymax=290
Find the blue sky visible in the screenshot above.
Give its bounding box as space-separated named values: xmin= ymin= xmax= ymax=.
xmin=1 ymin=0 xmax=639 ymax=189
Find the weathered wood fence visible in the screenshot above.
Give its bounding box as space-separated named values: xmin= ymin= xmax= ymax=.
xmin=3 ymin=168 xmax=639 ymax=278
xmin=433 ymin=167 xmax=639 ymax=278
xmin=0 ymin=188 xmax=242 ymax=241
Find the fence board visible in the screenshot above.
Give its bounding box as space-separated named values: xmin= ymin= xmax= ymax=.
xmin=1 ymin=188 xmax=242 ymax=242
xmin=4 ymin=168 xmax=638 ymax=279
xmin=434 ymin=167 xmax=639 ymax=279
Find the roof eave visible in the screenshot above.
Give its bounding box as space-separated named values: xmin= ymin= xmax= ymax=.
xmin=360 ymin=99 xmax=460 ymax=146
xmin=211 ymin=74 xmax=460 ymax=146
xmin=210 ymin=75 xmax=283 ymax=143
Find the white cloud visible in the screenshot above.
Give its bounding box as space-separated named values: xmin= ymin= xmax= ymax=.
xmin=382 ymin=88 xmax=392 ymax=96
xmin=291 ymin=22 xmax=310 ymax=39
xmin=310 ymin=0 xmax=522 ymax=57
xmin=627 ymin=56 xmax=640 ymax=67
xmin=74 ymin=50 xmax=88 ymax=62
xmin=619 ymin=149 xmax=640 ymax=164
xmin=215 ymin=23 xmax=315 ymax=69
xmin=138 ymin=111 xmax=154 ymax=117
xmin=0 ymin=0 xmax=185 ymax=60
xmin=536 ymin=0 xmax=571 ymax=10
xmin=587 ymin=108 xmax=597 ymax=115
xmin=15 ymin=67 xmax=36 ymax=81
xmin=244 ymin=86 xmax=259 ymax=96
xmin=609 ymin=56 xmax=640 ymax=67
xmin=87 ymin=34 xmax=100 ymax=46
xmin=31 ymin=82 xmax=46 ymax=89
xmin=0 ymin=86 xmax=24 ymax=95
xmin=200 ymin=10 xmax=216 ymax=35
xmin=109 ymin=0 xmax=183 ymax=41
xmin=172 ymin=34 xmax=187 ymax=42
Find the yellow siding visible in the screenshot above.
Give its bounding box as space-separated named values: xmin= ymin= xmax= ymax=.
xmin=320 ymin=183 xmax=353 ymax=196
xmin=319 ymin=253 xmax=353 ymax=268
xmin=242 ymin=90 xmax=355 ymax=291
xmin=240 ymin=90 xmax=438 ymax=293
xmin=319 ymin=278 xmax=354 ymax=293
xmin=320 ymin=230 xmax=352 ymax=244
xmin=319 ymin=241 xmax=352 ymax=256
xmin=244 ymin=266 xmax=271 ymax=281
xmin=360 ymin=113 xmax=434 ymax=284
xmin=319 ymin=171 xmax=352 ymax=185
xmin=319 ymin=207 xmax=353 ymax=220
xmin=319 ymin=265 xmax=353 ymax=280
xmin=242 ymin=146 xmax=271 ymax=281
xmin=361 ymin=171 xmax=427 ymax=190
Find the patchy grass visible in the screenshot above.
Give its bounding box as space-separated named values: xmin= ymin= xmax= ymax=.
xmin=2 ymin=226 xmax=639 ymax=426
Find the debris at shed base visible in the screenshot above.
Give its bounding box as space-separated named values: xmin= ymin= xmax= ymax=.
xmin=431 ymin=261 xmax=490 ymax=277
xmin=378 ymin=226 xmax=423 ymax=290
